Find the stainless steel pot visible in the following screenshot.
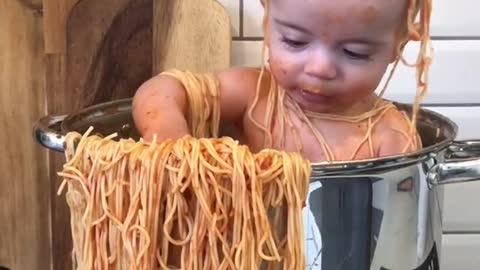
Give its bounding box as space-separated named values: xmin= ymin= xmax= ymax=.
xmin=33 ymin=98 xmax=480 ymax=270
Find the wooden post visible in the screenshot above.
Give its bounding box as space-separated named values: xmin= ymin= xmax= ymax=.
xmin=152 ymin=0 xmax=231 ymax=74
xmin=0 ymin=1 xmax=50 ymax=269
xmin=44 ymin=0 xmax=154 ymax=268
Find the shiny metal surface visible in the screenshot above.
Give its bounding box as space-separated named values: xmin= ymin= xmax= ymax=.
xmin=428 ymin=152 xmax=480 ymax=185
xmin=32 ymin=98 xmax=480 ymax=269
xmin=32 ymin=98 xmax=139 ymax=154
xmin=32 ymin=114 xmax=67 ymax=153
xmin=304 ymin=162 xmax=444 ymax=269
xmin=32 ymin=99 xmax=457 ymax=166
xmin=447 ymin=140 xmax=480 ymax=159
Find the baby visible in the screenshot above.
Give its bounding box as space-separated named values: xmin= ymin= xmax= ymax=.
xmin=132 ymin=0 xmax=432 ymax=163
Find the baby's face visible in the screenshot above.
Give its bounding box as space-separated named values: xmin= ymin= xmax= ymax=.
xmin=267 ymin=0 xmax=408 ymax=114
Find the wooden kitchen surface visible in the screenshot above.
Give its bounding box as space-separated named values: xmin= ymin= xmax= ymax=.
xmin=1 ymin=0 xmax=230 ymax=269
xmin=0 ymin=1 xmax=50 ymax=270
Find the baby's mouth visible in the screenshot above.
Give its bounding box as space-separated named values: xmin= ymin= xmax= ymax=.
xmin=299 ymin=89 xmax=333 ymax=104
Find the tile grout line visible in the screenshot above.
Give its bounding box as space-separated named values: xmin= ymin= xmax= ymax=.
xmin=431 ymin=36 xmax=480 ymax=40
xmin=443 ymin=230 xmax=480 ymax=234
xmin=232 ymin=36 xmax=264 ymax=41
xmin=233 ymin=36 xmax=480 ymax=41
xmin=239 ymin=0 xmax=244 ymax=38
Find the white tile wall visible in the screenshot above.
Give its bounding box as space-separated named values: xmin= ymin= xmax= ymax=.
xmin=431 ymin=0 xmax=480 ymax=37
xmin=231 ymin=40 xmax=263 ymax=67
xmin=218 ymin=0 xmax=480 ymax=267
xmin=242 ymin=0 xmax=263 ymax=37
xmin=441 ymin=235 xmax=480 ymax=270
xmin=384 ymin=41 xmax=480 ymax=105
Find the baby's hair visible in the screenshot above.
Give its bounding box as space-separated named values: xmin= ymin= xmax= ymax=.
xmin=258 ymin=0 xmax=433 ymax=125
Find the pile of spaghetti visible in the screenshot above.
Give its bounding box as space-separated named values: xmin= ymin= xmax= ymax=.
xmin=58 ymin=128 xmax=310 ymax=270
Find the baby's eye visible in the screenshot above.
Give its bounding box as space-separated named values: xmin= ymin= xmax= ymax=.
xmin=281 ymin=37 xmax=308 ymax=49
xmin=343 ymin=48 xmax=370 ymax=60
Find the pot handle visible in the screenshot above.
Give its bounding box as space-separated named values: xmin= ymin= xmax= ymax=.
xmin=428 ymin=140 xmax=480 ymax=185
xmin=32 ymin=114 xmax=67 ymax=153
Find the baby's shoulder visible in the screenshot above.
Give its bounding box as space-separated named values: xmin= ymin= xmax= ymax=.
xmin=218 ymin=66 xmax=259 ymax=79
xmin=374 ymin=103 xmax=420 ymax=155
xmin=216 ymin=66 xmax=274 ymax=103
xmin=218 ymin=66 xmax=272 ymax=88
xmin=377 ymin=104 xmax=411 ymax=130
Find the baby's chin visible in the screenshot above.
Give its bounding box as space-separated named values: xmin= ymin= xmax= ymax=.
xmin=286 ymin=90 xmax=344 ymax=114
xmin=297 ymin=102 xmax=338 ymax=114
xmin=297 ymin=97 xmax=373 ymax=116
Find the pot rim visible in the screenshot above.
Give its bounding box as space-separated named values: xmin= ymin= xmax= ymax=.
xmin=310 ymin=105 xmax=458 ymax=175
xmin=58 ymin=98 xmax=459 ymax=175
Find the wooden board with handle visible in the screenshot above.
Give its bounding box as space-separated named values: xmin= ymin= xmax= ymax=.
xmin=153 ymin=0 xmax=231 ymax=73
xmin=44 ymin=0 xmax=231 ymax=269
xmin=0 ymin=1 xmax=49 ymax=270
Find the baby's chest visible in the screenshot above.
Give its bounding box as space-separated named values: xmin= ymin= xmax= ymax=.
xmin=268 ymin=114 xmax=381 ymax=162
xmin=241 ymin=101 xmax=384 ymax=162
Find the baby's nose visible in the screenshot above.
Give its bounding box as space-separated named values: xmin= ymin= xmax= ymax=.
xmin=304 ymin=51 xmax=337 ymax=80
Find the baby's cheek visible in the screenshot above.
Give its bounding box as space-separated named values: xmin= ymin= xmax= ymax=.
xmin=352 ymin=66 xmax=386 ymax=93
xmin=342 ymin=73 xmax=381 ymax=104
xmin=269 ymin=57 xmax=284 ymax=73
xmin=269 ymin=56 xmax=294 ymax=84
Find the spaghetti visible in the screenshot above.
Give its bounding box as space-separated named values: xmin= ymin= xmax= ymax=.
xmin=59 ymin=70 xmax=311 ymax=270
xmin=159 ymin=70 xmax=221 ymax=138
xmin=59 ymin=130 xmax=310 ymax=270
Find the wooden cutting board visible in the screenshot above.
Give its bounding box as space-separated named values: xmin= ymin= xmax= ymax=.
xmin=153 ymin=0 xmax=231 ymax=73
xmin=0 ymin=1 xmax=49 ymax=270
xmin=44 ymin=0 xmax=231 ymax=109
xmin=42 ymin=0 xmax=231 ymax=269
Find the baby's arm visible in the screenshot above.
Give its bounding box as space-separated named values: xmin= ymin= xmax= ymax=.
xmin=132 ymin=67 xmax=259 ymax=141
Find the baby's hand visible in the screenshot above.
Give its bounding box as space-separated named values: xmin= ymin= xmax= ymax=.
xmin=132 ymin=74 xmax=190 ymax=142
